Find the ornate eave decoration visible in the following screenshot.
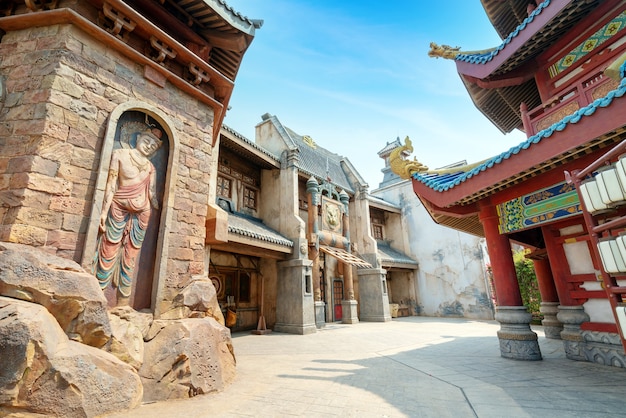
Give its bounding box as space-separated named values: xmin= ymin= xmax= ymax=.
xmin=0 ymin=1 xmax=246 ymax=145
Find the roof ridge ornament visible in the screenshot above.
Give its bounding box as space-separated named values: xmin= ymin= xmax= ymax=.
xmin=389 ymin=137 xmax=428 ymax=179
xmin=389 ymin=137 xmax=489 ymax=179
xmin=428 ymin=42 xmax=495 ymax=60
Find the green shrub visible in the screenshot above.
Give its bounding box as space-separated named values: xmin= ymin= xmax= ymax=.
xmin=513 ymin=249 xmax=542 ymax=322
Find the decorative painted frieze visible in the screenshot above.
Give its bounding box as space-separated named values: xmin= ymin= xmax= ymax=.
xmin=497 ymin=181 xmax=581 ymax=233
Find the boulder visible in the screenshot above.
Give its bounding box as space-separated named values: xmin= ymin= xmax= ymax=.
xmin=106 ymin=306 xmax=153 ymax=370
xmin=0 ymin=297 xmax=142 ymax=417
xmin=0 ymin=242 xmax=111 ymax=348
xmin=139 ymin=317 xmax=236 ymax=401
xmin=161 ymin=275 xmax=225 ymax=325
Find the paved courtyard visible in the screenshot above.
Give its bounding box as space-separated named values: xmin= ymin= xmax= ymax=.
xmin=107 ymin=317 xmax=626 ymax=418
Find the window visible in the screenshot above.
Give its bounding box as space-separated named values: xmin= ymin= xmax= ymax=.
xmin=222 ymin=271 xmax=251 ymax=304
xmin=372 ymin=224 xmax=384 ymax=240
xmin=370 ymin=208 xmax=385 ymax=240
xmin=243 ymin=186 xmax=257 ymax=210
xmin=217 ymin=175 xmax=232 ymax=198
xmin=239 ymin=272 xmax=251 ymax=303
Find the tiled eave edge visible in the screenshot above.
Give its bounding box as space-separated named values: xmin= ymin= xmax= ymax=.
xmin=0 ymin=6 xmax=232 ymax=145
xmin=412 ymin=76 xmax=626 ymax=209
xmin=455 ymin=0 xmax=568 ymax=79
xmin=227 ymin=227 xmax=293 ymax=254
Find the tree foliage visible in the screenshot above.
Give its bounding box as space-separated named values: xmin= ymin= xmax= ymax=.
xmin=513 ymin=249 xmax=542 ymax=320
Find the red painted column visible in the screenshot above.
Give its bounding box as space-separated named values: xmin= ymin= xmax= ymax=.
xmin=478 ymin=200 xmax=523 ymax=306
xmin=541 ymin=225 xmax=577 ymax=305
xmin=531 ymin=255 xmax=559 ymax=303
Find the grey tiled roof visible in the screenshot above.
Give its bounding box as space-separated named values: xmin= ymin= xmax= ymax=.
xmin=228 ymin=212 xmax=293 ymax=248
xmin=284 ymin=127 xmax=355 ymax=194
xmin=377 ymin=138 xmax=402 ymax=156
xmin=368 ymin=194 xmax=401 ymax=211
xmin=377 ymin=242 xmax=418 ymax=268
xmin=222 ymin=124 xmax=280 ymax=161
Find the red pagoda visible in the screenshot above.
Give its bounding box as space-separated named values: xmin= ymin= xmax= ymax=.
xmin=396 ymin=0 xmax=626 ymax=366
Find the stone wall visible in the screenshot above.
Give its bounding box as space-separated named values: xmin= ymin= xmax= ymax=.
xmin=0 ymin=23 xmax=215 ymax=315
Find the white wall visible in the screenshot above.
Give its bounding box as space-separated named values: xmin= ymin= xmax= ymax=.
xmin=372 ymin=179 xmax=494 ymax=320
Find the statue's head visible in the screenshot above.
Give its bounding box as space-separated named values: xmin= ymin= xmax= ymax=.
xmin=136 ymin=128 xmax=163 ymax=157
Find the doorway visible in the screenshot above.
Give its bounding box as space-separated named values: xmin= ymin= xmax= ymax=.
xmin=333 ymin=279 xmax=343 ymax=321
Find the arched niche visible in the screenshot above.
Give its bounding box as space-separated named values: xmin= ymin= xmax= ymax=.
xmin=83 ymin=101 xmax=179 ymax=312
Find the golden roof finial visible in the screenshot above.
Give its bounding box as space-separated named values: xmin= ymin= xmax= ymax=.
xmin=389 ymin=137 xmax=429 ymax=179
xmin=428 ymin=42 xmax=496 ymax=60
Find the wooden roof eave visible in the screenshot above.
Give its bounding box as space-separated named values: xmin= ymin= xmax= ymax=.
xmin=411 ymin=94 xmax=626 ymax=208
xmin=456 ymin=0 xmax=574 ymax=80
xmin=417 ymin=197 xmax=484 ymax=237
xmin=219 ymin=135 xmax=280 ymax=170
xmin=0 ymin=5 xmax=235 ymax=146
xmin=481 ymin=0 xmax=536 ymax=39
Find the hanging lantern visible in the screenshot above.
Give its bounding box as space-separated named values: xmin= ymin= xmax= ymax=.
xmin=579 ymin=177 xmax=609 ymax=213
xmin=596 ymin=164 xmax=626 ymax=206
xmin=616 ymin=232 xmax=626 ymax=268
xmin=598 ymin=237 xmax=626 ymax=274
xmin=614 ymin=154 xmax=626 ymax=194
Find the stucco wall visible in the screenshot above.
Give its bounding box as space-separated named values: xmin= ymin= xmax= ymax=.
xmin=372 ymin=179 xmax=494 ymax=320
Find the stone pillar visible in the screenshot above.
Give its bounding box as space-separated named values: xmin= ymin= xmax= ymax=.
xmin=315 ymin=300 xmax=326 ymax=329
xmin=357 ymin=267 xmax=391 ymax=322
xmin=306 ymin=176 xmax=321 ymax=301
xmin=557 ymin=305 xmax=590 ymax=361
xmin=529 ymin=254 xmax=562 ymax=339
xmin=479 ymin=201 xmax=541 ymax=360
xmin=273 ymin=258 xmax=317 ymax=335
xmin=341 ymin=263 xmax=358 ymax=324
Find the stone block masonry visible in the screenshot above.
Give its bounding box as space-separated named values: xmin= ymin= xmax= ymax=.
xmin=0 ymin=22 xmax=215 ymax=312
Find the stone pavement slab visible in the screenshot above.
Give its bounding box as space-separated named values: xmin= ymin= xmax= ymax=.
xmin=105 ymin=317 xmax=626 ymax=418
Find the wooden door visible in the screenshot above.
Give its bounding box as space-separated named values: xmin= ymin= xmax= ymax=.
xmin=333 ymin=280 xmax=343 ymax=321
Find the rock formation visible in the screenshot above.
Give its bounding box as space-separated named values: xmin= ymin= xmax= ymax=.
xmin=0 ymin=243 xmax=236 ymax=416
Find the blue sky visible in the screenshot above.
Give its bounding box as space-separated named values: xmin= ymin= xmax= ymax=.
xmin=223 ymin=0 xmax=527 ymax=189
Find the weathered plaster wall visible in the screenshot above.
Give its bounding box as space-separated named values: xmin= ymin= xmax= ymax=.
xmin=349 ymin=194 xmax=377 ymax=260
xmin=372 ymin=180 xmax=494 ymax=320
xmin=387 ymin=270 xmax=417 ymax=315
xmin=0 ymin=24 xmax=215 ymax=314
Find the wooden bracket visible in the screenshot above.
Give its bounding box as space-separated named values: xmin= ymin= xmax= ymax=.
xmin=101 ymin=3 xmax=136 ymax=38
xmin=25 ymin=0 xmax=58 ymax=11
xmin=149 ymin=36 xmax=177 ymax=64
xmin=187 ymin=63 xmax=210 ymax=86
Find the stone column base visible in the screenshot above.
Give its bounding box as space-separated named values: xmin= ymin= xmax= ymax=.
xmin=557 ymin=305 xmax=589 ymax=361
xmin=273 ymin=323 xmax=317 ymax=335
xmin=341 ymin=300 xmax=359 ymax=324
xmin=540 ymin=301 xmax=562 ymax=339
xmin=495 ymin=306 xmax=542 ymax=361
xmin=582 ymin=330 xmax=626 ymax=368
xmin=315 ymin=301 xmax=326 ymax=329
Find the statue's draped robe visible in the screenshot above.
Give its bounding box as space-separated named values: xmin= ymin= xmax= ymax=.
xmin=96 ymin=166 xmax=153 ymax=297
